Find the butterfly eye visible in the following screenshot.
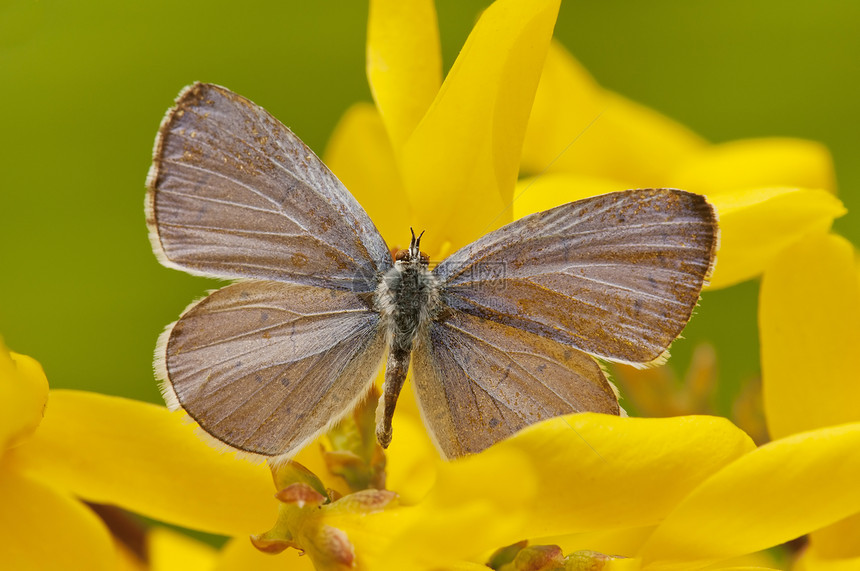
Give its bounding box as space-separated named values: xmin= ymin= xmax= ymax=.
xmin=395 ymin=249 xmax=409 ymax=261
xmin=420 ymin=252 xmax=430 ymax=265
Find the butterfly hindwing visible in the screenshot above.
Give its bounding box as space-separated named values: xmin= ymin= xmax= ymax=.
xmin=411 ymin=310 xmax=619 ymax=459
xmin=159 ymin=280 xmax=386 ymax=458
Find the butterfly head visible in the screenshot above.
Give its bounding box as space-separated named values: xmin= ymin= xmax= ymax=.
xmin=394 ymin=228 xmax=430 ymax=268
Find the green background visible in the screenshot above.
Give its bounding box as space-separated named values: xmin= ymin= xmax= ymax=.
xmin=2 ymin=1 xmax=857 ymax=416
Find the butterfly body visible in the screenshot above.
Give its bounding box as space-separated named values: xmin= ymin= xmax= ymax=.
xmin=148 ymin=83 xmax=718 ymax=461
xmin=375 ymin=230 xmax=441 ymax=447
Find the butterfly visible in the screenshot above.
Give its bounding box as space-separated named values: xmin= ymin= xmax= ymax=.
xmin=146 ymin=83 xmax=718 ymax=461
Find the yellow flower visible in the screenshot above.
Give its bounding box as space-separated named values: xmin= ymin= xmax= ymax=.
xmin=329 ymin=4 xmax=845 ymax=290
xmin=0 ymin=342 xmax=115 ymax=570
xmin=760 ymin=232 xmax=860 ymax=569
xmin=7 ymin=1 xmax=856 ymax=570
xmin=119 ymin=0 xmax=853 ymax=569
xmin=149 ymin=393 xmax=763 ymax=570
xmin=315 ymin=0 xmax=858 ymax=568
xmin=208 ymin=396 xmax=860 ymax=570
xmin=187 ymin=0 xmax=856 ymax=567
xmin=2 ymin=339 xmax=282 ymax=569
xmin=328 ymin=0 xmax=561 ymax=260
xmin=517 ymin=40 xmax=843 ymax=291
xmin=13 ymin=390 xmax=277 ymax=536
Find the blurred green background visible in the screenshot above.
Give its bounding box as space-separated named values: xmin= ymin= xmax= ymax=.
xmin=2 ymin=0 xmax=857 ymax=414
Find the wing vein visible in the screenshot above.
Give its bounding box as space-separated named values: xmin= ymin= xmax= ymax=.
xmin=164 ymin=155 xmax=287 ymax=215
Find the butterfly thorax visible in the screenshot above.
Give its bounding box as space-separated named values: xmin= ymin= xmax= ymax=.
xmin=376 ymin=257 xmax=440 ymax=352
xmin=374 ymin=230 xmax=441 ymax=448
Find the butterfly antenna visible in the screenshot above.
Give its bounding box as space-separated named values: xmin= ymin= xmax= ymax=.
xmin=407 ymin=227 xmax=426 ymax=258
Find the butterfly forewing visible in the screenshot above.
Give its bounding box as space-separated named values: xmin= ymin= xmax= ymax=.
xmin=411 ymin=310 xmax=619 ymax=459
xmin=160 ymin=280 xmax=386 ymax=457
xmin=433 ymin=189 xmax=718 ymax=365
xmin=147 ymin=82 xmax=391 ymax=291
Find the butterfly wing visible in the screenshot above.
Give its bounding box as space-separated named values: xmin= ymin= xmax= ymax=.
xmin=433 ymin=189 xmax=718 ymax=365
xmin=158 ymin=280 xmax=386 ymax=458
xmin=411 ymin=311 xmax=618 ymax=459
xmin=147 ymin=82 xmax=391 ymax=291
xmin=148 ymin=83 xmax=392 ymax=457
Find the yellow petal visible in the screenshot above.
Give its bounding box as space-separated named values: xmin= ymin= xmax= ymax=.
xmin=760 ymin=233 xmax=860 ymax=439
xmin=374 ymin=446 xmax=538 ymax=570
xmin=698 ymin=552 xmax=782 ymax=571
xmin=370 ymin=414 xmax=753 ymax=569
xmin=707 ymin=187 xmax=846 ymax=289
xmin=606 ymin=561 xmax=644 ymax=571
xmin=796 ymin=540 xmax=860 ymax=571
xmin=443 ymin=414 xmax=753 ymax=536
xmin=511 ymin=173 xmax=632 ymax=219
xmin=214 ymin=537 xmax=315 ymax=571
xmin=383 ymin=389 xmax=439 ymax=504
xmin=323 ymin=102 xmax=406 ymax=249
xmin=366 ymin=0 xmax=441 ymax=151
xmin=520 ymin=41 xmax=606 ymax=176
xmin=810 ymin=512 xmax=860 ymax=559
xmin=149 ymin=527 xmax=216 ymax=571
xmin=13 ymin=390 xmax=276 ymax=536
xmin=522 ymin=42 xmax=706 ymax=187
xmin=400 ymin=0 xmax=560 ymax=250
xmin=0 ymin=468 xmax=114 ymax=570
xmin=639 ymin=423 xmax=860 ymax=570
xmin=0 ymin=346 xmax=48 ymax=449
xmin=670 ymin=138 xmax=837 ymax=195
xmin=568 ymin=91 xmax=708 ymax=188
